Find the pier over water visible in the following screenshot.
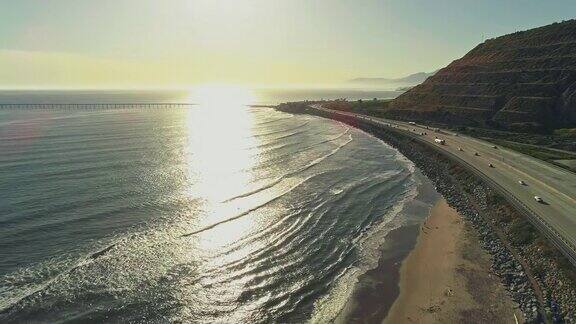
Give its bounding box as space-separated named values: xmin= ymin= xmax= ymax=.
xmin=0 ymin=103 xmax=196 ymax=110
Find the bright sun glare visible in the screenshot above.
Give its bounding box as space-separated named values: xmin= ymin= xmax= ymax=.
xmin=189 ymin=84 xmax=256 ymax=107
xmin=183 ymin=84 xmax=265 ymax=252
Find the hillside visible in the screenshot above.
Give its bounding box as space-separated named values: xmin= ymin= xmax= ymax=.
xmin=386 ymin=20 xmax=576 ymax=132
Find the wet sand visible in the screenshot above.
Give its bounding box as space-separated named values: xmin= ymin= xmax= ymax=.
xmin=384 ymin=199 xmax=523 ymax=323
xmin=334 ymin=170 xmax=439 ymax=323
xmin=335 ymin=224 xmax=421 ymax=323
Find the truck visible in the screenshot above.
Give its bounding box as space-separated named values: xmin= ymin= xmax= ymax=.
xmin=434 ymin=138 xmax=446 ymax=145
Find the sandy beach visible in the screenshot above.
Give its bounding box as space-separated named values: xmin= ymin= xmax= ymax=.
xmin=333 ymin=170 xmax=440 ymax=323
xmin=384 ymin=199 xmax=523 ymax=323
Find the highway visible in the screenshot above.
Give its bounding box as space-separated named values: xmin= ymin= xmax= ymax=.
xmin=311 ymin=105 xmax=576 ymax=265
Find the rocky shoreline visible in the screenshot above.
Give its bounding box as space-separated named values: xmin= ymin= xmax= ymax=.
xmin=277 ymin=103 xmax=576 ymax=322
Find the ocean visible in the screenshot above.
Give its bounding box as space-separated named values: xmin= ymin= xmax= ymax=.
xmin=0 ymin=89 xmax=436 ymax=323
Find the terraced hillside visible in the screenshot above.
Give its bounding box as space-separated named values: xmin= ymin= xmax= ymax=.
xmin=387 ymin=20 xmax=576 ymax=132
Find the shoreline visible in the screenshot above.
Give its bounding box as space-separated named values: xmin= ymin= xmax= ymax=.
xmin=333 ymin=170 xmax=440 ymax=323
xmin=335 ymin=225 xmax=420 ymax=323
xmin=285 ymin=103 xmax=521 ymax=322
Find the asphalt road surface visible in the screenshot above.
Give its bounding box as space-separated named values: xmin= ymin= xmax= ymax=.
xmin=312 ymin=105 xmax=576 ymax=262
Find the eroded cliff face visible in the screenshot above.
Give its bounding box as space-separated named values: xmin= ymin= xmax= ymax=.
xmin=387 ymin=20 xmax=576 ymax=132
xmin=561 ymin=82 xmax=576 ymax=123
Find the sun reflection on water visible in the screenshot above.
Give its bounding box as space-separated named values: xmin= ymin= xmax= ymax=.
xmin=183 ymin=85 xmax=265 ymax=252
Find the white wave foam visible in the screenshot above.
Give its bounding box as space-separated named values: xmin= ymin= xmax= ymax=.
xmin=182 ymin=172 xmax=325 ymax=237
xmin=224 ymin=134 xmax=352 ymax=203
xmin=309 ymin=160 xmax=420 ymax=323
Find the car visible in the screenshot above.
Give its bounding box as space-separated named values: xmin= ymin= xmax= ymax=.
xmin=474 ymin=152 xmax=480 ymax=156
xmin=534 ymin=196 xmax=544 ymax=203
xmin=488 ymin=163 xmax=494 ymax=168
xmin=492 ymin=145 xmax=498 ymax=149
xmin=458 ymin=147 xmax=463 ymax=151
xmin=518 ymin=180 xmax=526 ymax=186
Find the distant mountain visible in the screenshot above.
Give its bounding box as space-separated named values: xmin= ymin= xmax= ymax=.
xmin=349 ymin=71 xmax=437 ymax=87
xmin=385 ymin=19 xmax=576 ymax=132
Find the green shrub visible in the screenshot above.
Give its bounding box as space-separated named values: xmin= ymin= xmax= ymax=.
xmin=509 ymin=219 xmax=537 ymax=245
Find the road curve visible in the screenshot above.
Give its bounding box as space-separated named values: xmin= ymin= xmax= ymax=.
xmin=311 ymin=105 xmax=576 ymax=266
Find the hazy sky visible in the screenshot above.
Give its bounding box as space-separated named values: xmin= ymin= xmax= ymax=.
xmin=1 ymin=0 xmax=575 ymax=88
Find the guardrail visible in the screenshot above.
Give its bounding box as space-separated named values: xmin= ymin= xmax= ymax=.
xmin=318 ymin=107 xmax=576 ymax=267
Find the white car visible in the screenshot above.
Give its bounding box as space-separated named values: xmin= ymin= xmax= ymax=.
xmin=534 ymin=196 xmax=544 ymax=203
xmin=492 ymin=145 xmax=498 ymax=149
xmin=518 ymin=180 xmax=526 ymax=186
xmin=458 ymin=147 xmax=463 ymax=151
xmin=488 ymin=163 xmax=494 ymax=168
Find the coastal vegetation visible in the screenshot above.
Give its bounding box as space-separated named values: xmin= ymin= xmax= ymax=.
xmin=322 ymin=98 xmax=391 ymax=118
